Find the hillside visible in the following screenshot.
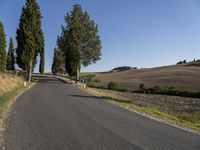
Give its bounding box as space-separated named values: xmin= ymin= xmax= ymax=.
xmin=87 ymin=62 xmax=200 ymax=91
xmin=0 ymin=72 xmax=24 ymax=95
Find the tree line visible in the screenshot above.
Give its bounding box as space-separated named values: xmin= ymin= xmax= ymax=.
xmin=0 ymin=24 xmax=16 ymax=72
xmin=0 ymin=0 xmax=45 ymax=82
xmin=0 ymin=1 xmax=101 ymax=83
xmin=52 ymin=4 xmax=102 ymax=82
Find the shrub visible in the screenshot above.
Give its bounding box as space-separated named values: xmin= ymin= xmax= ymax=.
xmin=152 ymin=86 xmax=162 ymax=94
xmin=138 ymin=83 xmax=145 ymax=92
xmin=94 ymin=79 xmax=101 ymax=83
xmin=136 ymin=84 xmax=200 ymax=98
xmin=107 ymin=81 xmax=118 ymax=90
xmin=87 ymin=79 xmax=94 ymax=87
xmin=80 ymin=75 xmax=96 ymax=87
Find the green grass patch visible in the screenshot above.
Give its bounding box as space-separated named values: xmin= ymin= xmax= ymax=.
xmin=0 ymin=85 xmax=29 ymax=114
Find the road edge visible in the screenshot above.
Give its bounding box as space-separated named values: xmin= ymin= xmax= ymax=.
xmin=0 ymin=82 xmax=36 ymax=148
xmin=74 ymin=84 xmax=200 ymax=136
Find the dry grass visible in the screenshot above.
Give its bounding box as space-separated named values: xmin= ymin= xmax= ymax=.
xmin=89 ymin=64 xmax=200 ymax=91
xmin=0 ymin=72 xmax=24 ymax=96
xmin=0 ymin=72 xmax=29 ymax=148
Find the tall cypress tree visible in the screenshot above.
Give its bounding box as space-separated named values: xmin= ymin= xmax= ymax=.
xmin=16 ymin=0 xmax=44 ymax=81
xmin=51 ymin=47 xmax=62 ymax=75
xmin=81 ymin=12 xmax=101 ymax=67
xmin=6 ymin=37 xmax=15 ymax=70
xmin=58 ymin=4 xmax=101 ymax=82
xmin=16 ymin=2 xmax=35 ymax=82
xmin=65 ymin=4 xmax=83 ymax=80
xmin=0 ymin=22 xmax=6 ymax=72
xmin=39 ymin=50 xmax=45 ymax=74
xmin=31 ymin=1 xmax=45 ymax=73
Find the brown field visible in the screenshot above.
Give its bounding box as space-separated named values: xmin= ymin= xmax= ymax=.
xmin=0 ymin=72 xmax=24 ymax=96
xmin=89 ymin=88 xmax=200 ymax=115
xmin=86 ymin=63 xmax=200 ymax=91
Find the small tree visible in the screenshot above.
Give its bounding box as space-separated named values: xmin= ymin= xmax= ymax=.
xmin=52 ymin=47 xmax=62 ymax=75
xmin=6 ymin=38 xmax=15 ymax=71
xmin=0 ymin=22 xmax=6 ymax=72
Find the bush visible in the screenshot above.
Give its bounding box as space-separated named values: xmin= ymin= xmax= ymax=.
xmin=80 ymin=75 xmax=96 ymax=87
xmin=136 ymin=84 xmax=200 ymax=98
xmin=87 ymin=79 xmax=94 ymax=87
xmin=94 ymin=79 xmax=101 ymax=83
xmin=138 ymin=83 xmax=145 ymax=92
xmin=107 ymin=81 xmax=118 ymax=90
xmin=152 ymin=86 xmax=162 ymax=94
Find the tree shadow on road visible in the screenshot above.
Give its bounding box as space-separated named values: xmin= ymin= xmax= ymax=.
xmin=70 ymin=94 xmax=104 ymax=99
xmin=70 ymin=94 xmax=132 ymax=104
xmin=32 ymin=75 xmax=70 ymax=84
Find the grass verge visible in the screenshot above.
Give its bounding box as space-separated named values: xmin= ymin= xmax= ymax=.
xmin=0 ymin=85 xmax=28 ymax=114
xmin=0 ymin=83 xmax=34 ymax=148
xmin=118 ymin=103 xmax=200 ymax=133
xmin=76 ymin=85 xmax=200 ymax=134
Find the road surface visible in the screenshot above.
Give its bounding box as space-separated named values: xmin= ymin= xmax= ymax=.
xmin=4 ymin=76 xmax=200 ymax=150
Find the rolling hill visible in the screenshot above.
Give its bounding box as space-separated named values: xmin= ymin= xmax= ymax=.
xmin=85 ymin=61 xmax=200 ymax=91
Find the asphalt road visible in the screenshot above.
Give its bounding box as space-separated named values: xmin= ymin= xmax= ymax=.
xmin=4 ymin=76 xmax=200 ymax=150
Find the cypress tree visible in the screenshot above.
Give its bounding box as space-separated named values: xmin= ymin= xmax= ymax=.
xmin=16 ymin=2 xmax=35 ymax=82
xmin=58 ymin=4 xmax=101 ymax=82
xmin=0 ymin=22 xmax=6 ymax=72
xmin=32 ymin=1 xmax=45 ymax=73
xmin=81 ymin=12 xmax=101 ymax=67
xmin=65 ymin=4 xmax=83 ymax=80
xmin=16 ymin=0 xmax=44 ymax=81
xmin=6 ymin=38 xmax=15 ymax=70
xmin=52 ymin=47 xmax=62 ymax=75
xmin=39 ymin=49 xmax=45 ymax=74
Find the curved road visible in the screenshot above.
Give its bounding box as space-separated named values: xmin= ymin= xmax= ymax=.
xmin=4 ymin=76 xmax=200 ymax=150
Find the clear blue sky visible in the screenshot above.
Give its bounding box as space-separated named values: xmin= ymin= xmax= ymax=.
xmin=0 ymin=0 xmax=200 ymax=72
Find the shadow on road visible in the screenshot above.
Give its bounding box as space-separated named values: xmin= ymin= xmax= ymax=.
xmin=32 ymin=75 xmax=70 ymax=84
xmin=70 ymin=94 xmax=104 ymax=100
xmin=70 ymin=94 xmax=132 ymax=104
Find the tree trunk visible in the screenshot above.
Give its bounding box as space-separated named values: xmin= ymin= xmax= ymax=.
xmin=76 ymin=67 xmax=80 ymax=83
xmin=28 ymin=59 xmax=33 ymax=83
